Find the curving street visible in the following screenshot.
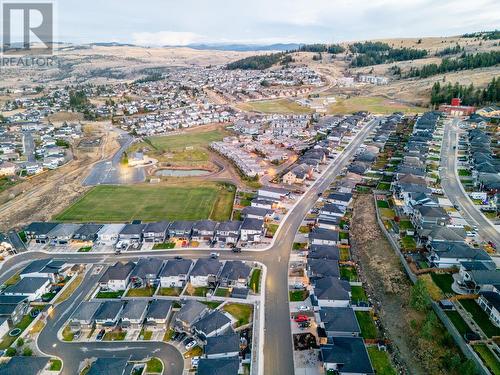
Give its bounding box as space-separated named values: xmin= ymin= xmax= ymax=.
xmin=0 ymin=118 xmax=379 ymax=375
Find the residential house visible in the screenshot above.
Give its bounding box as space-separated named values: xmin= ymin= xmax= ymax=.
xmin=309 ymin=228 xmax=340 ymax=246
xmin=121 ymin=300 xmax=149 ymax=329
xmin=193 ymin=310 xmax=232 ymax=338
xmin=219 ymin=261 xmax=252 ymax=288
xmin=241 ymin=206 xmax=273 ymax=221
xmin=428 ymin=242 xmax=491 ymax=269
xmin=214 ymin=221 xmax=241 ymax=244
xmin=160 ymin=259 xmax=193 ymax=288
xmin=69 ymin=301 xmax=102 ymax=331
xmin=0 ymin=295 xmax=29 ymax=326
xmin=99 ymin=261 xmax=135 ymax=291
xmin=319 ymin=203 xmax=346 ymax=218
xmin=205 ymin=332 xmax=240 ymax=359
xmin=130 ymin=258 xmax=163 ymax=287
xmin=94 ymin=300 xmax=124 ymax=329
xmin=478 ymin=291 xmax=500 ymax=327
xmin=72 ymin=224 xmax=103 ymax=243
xmin=97 ymin=224 xmax=126 ymax=246
xmin=47 ymin=223 xmax=82 ymax=245
xmin=23 ymin=222 xmax=59 ymax=243
xmin=282 ymin=164 xmax=312 ymax=185
xmin=19 ymin=259 xmax=65 ymax=282
xmin=327 ymin=192 xmax=353 ymax=207
xmin=190 ymin=258 xmax=223 ymax=287
xmin=197 ymin=356 xmax=240 ymax=375
xmin=142 ymin=221 xmax=170 ymax=243
xmin=240 ymin=218 xmax=264 ymax=243
xmin=192 ymin=221 xmax=218 ymax=242
xmin=3 ymin=277 xmax=51 ymax=302
xmin=168 ymin=221 xmax=194 ymax=239
xmin=250 ymin=198 xmax=274 ymax=210
xmin=119 ymin=223 xmax=145 ymax=243
xmin=0 ymin=356 xmax=50 ymax=375
xmin=258 ymin=186 xmax=290 ymax=201
xmin=307 ymin=259 xmax=340 ymax=280
xmin=87 ymin=357 xmax=133 ymax=375
xmin=318 ymin=307 xmax=361 ymax=338
xmin=321 ymin=336 xmax=374 ymax=375
xmin=411 ymin=206 xmax=450 ymax=230
xmin=312 ymin=277 xmax=351 ymax=308
xmin=308 ymin=245 xmax=340 ymax=261
xmin=175 ymin=300 xmax=208 ymax=332
xmin=146 ymin=299 xmax=172 ymax=327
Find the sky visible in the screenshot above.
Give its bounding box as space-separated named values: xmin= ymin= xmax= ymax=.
xmin=52 ymin=0 xmax=500 ymax=45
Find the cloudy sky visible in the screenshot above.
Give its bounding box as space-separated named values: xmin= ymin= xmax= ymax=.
xmin=55 ymin=0 xmax=500 ymax=45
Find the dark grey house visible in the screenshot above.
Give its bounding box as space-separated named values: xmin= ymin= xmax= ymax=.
xmin=142 ymin=221 xmax=170 ymax=243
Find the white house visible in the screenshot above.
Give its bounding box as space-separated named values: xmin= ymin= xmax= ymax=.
xmin=159 ymin=259 xmax=192 ymax=288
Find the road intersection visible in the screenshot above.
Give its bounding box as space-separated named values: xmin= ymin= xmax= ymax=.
xmin=0 ymin=118 xmax=380 ymax=375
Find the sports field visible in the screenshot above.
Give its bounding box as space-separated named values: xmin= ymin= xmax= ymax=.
xmin=237 ymin=99 xmax=312 ymax=114
xmin=328 ymin=96 xmax=427 ymax=115
xmin=54 ymin=182 xmax=235 ymax=222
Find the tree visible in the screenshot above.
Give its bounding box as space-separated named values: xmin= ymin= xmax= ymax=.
xmin=22 ymin=347 xmax=32 ymax=356
xmin=16 ymin=337 xmax=24 ymax=347
xmin=5 ymin=347 xmax=16 ymax=357
xmin=410 ymin=279 xmax=431 ymax=311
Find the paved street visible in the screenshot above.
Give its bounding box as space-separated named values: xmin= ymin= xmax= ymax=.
xmin=440 ymin=119 xmax=500 ymax=245
xmin=83 ymin=133 xmax=145 ymax=186
xmin=0 ymin=118 xmax=379 ymax=375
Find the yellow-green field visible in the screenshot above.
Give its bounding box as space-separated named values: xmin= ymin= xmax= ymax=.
xmin=237 ymin=99 xmax=312 ymax=114
xmin=54 ymin=182 xmax=235 ymax=222
xmin=328 ymin=96 xmax=427 ymax=115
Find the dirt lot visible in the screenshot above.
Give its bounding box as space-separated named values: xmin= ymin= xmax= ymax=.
xmin=0 ymin=122 xmax=119 ymax=231
xmin=350 ymin=194 xmax=425 ymax=375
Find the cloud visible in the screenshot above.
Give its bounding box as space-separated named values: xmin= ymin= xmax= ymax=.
xmin=131 ymin=31 xmax=206 ymax=46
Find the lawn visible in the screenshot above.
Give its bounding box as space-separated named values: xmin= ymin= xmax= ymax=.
xmin=367 ymin=347 xmax=397 ymax=375
xmin=376 ymin=182 xmax=391 ymax=191
xmin=49 ymin=359 xmax=63 ymax=371
xmin=95 ymin=290 xmax=124 ymax=299
xmin=445 ymin=310 xmax=472 ymax=336
xmin=237 ymin=98 xmax=312 ymax=114
xmin=0 ymin=314 xmax=34 ymax=349
xmin=430 ymin=273 xmax=454 ymax=294
xmin=54 ymin=273 xmax=84 ymax=304
xmin=215 ymin=287 xmax=231 ymax=297
xmin=340 ymin=247 xmax=350 ymax=261
xmin=3 ymin=273 xmax=20 ymax=287
xmin=379 ymin=208 xmax=396 ymax=220
xmin=289 ymin=290 xmax=309 ymax=302
xmin=293 ymin=242 xmax=307 ymax=250
xmin=265 ymin=223 xmax=279 ymax=236
xmin=398 ymin=220 xmax=414 ymax=231
xmin=340 ymin=266 xmax=358 ymax=281
xmin=144 ymin=127 xmax=229 ymax=151
xmin=339 ymin=232 xmax=349 ymax=241
xmin=185 ymin=286 xmax=208 ymax=297
xmin=201 ymin=301 xmax=222 ymax=309
xmin=0 ymin=176 xmax=17 ymax=194
xmin=152 ymin=242 xmax=175 ymax=250
xmin=146 ymin=357 xmax=163 ymax=373
xmin=458 ymin=169 xmax=472 ymax=177
xmin=473 ymin=344 xmax=500 ymax=375
xmin=249 ymin=269 xmax=261 ymax=293
xmin=351 ymin=286 xmax=368 ymax=303
xmin=460 ymin=299 xmax=500 ymax=337
xmin=355 ymin=311 xmax=378 ymax=339
xmin=327 ymin=96 xmax=426 ymax=115
xmin=126 ymin=287 xmax=155 ymax=297
xmin=298 ymin=226 xmax=310 ymax=234
xmin=163 ymin=328 xmax=175 ymax=341
xmin=400 ymin=236 xmax=417 ymax=251
xmin=223 ymin=303 xmax=253 ymax=327
xmin=61 ymin=326 xmax=75 ymax=342
xmin=54 ymin=182 xmax=235 ymax=222
xmin=78 ymin=246 xmax=92 ymax=252
xmin=376 ymin=200 xmax=389 ymax=208
xmin=184 ymin=346 xmax=203 ymax=358
xmin=103 ymin=330 xmax=126 ymax=341
xmin=158 ymin=287 xmax=182 ymax=296
xmin=140 ymin=329 xmax=153 ymax=340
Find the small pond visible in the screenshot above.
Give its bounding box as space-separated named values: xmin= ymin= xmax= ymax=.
xmin=154 ymin=169 xmax=211 ymax=177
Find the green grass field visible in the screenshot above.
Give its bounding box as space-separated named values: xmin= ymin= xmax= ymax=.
xmin=355 ymin=311 xmax=378 ymax=339
xmin=54 ymin=182 xmax=235 ymax=222
xmin=430 ymin=273 xmax=454 ymax=294
xmin=473 ymin=344 xmax=500 ymax=375
xmin=328 ymin=96 xmax=427 ymax=115
xmin=223 ymin=303 xmax=253 ymax=327
xmin=445 ymin=310 xmax=472 ymax=336
xmin=367 ymin=347 xmax=397 ymax=375
xmin=238 ymin=99 xmax=312 ymax=114
xmin=460 ymin=300 xmax=500 ymax=337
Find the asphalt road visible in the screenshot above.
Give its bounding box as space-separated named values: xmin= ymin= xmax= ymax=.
xmin=0 ymin=118 xmax=379 ymax=375
xmin=440 ymin=119 xmax=499 ymax=245
xmin=83 ymin=134 xmax=145 ymax=186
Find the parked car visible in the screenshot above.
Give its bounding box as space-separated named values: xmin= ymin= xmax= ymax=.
xmin=191 ymin=356 xmax=200 ymax=368
xmin=186 ymin=340 xmax=197 ymax=350
xmin=298 ymin=321 xmax=311 ymax=328
xmin=177 ymin=333 xmax=186 ymax=342
xmin=210 ymin=252 xmax=220 ymax=259
xmin=96 ymin=329 xmax=105 ymax=341
xmin=294 ymin=315 xmax=309 ymax=323
xmin=232 ymin=247 xmax=241 ymax=253
xmin=297 ymin=305 xmax=310 ymax=312
xmin=292 ymin=282 xmax=305 ymax=289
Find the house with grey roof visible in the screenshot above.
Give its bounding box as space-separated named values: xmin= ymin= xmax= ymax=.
xmin=47 ymin=223 xmax=82 ymax=245
xmin=175 ymin=300 xmax=208 ymax=332
xmin=19 ymin=259 xmax=65 ymax=282
xmin=309 ymin=228 xmax=340 ymax=246
xmin=130 ymin=258 xmax=163 ymax=286
xmin=142 ymin=221 xmax=170 ymax=243
xmin=192 ymin=220 xmax=218 ymax=241
xmin=146 ymin=299 xmax=172 ymax=327
xmin=97 ymin=224 xmax=126 ymax=246
xmin=0 ymin=295 xmax=28 ymax=326
xmin=321 ymin=336 xmax=374 ymax=374
xmin=87 ymin=357 xmax=133 ymax=375
xmin=427 ymin=242 xmax=491 ymax=269
xmin=3 ymin=277 xmax=51 ymax=302
xmin=99 ymin=261 xmax=136 ymax=291
xmin=193 ymin=310 xmax=232 ymax=338
xmin=197 ymin=356 xmax=240 ymax=375
xmin=70 ymin=301 xmax=101 ymax=331
xmin=312 ymin=277 xmax=351 ymax=308
xmin=121 ymin=300 xmax=148 ymax=329
xmin=307 ymin=259 xmax=340 ymax=280
xmin=119 ymin=223 xmax=145 ymax=243
xmin=205 ymin=332 xmax=240 ymax=359
xmin=190 ymin=258 xmax=223 ymax=287
xmin=308 ymin=245 xmax=340 ymax=261
xmin=318 ymin=307 xmax=360 ymax=338
xmin=160 ymin=259 xmax=193 ymax=288
xmin=219 ymin=261 xmax=252 ymax=288
xmin=241 ymin=206 xmax=273 ymax=221
xmin=168 ymin=221 xmax=194 ymax=239
xmin=478 ymin=290 xmax=500 ymax=328
xmin=94 ymin=300 xmax=124 ymax=329
xmin=327 ymin=192 xmax=353 ymax=207
xmin=240 ymin=218 xmax=264 ymax=243
xmin=214 ymin=221 xmax=241 ymax=244
xmin=23 ymin=222 xmax=59 ymax=243
xmin=72 ymin=224 xmax=103 ymax=242
xmin=0 ymin=356 xmax=50 ymax=375
xmin=411 ymin=205 xmax=450 ymax=230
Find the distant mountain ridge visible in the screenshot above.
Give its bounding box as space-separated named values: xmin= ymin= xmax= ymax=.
xmin=178 ymin=43 xmax=302 ymax=51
